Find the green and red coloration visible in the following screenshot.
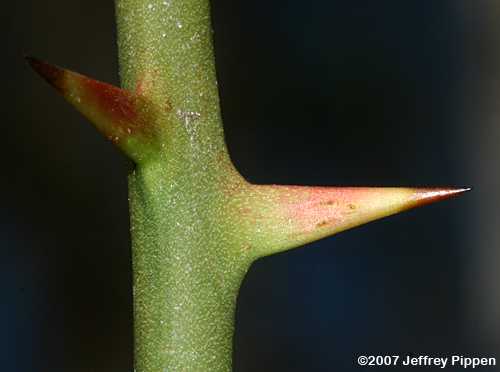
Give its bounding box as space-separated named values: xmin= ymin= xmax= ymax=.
xmin=28 ymin=0 xmax=469 ymax=371
xmin=26 ymin=57 xmax=158 ymax=162
xmin=233 ymin=186 xmax=470 ymax=257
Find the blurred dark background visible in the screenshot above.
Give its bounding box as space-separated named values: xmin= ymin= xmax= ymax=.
xmin=2 ymin=0 xmax=498 ymax=371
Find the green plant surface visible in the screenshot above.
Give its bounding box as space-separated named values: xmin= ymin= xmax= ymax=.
xmin=28 ymin=0 xmax=469 ymax=371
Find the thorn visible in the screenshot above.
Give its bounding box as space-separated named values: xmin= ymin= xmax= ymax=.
xmin=243 ymin=185 xmax=470 ymax=257
xmin=26 ymin=56 xmax=157 ymax=163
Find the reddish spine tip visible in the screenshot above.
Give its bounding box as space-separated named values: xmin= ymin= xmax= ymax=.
xmin=26 ymin=56 xmax=65 ymax=93
xmin=412 ymin=187 xmax=471 ymax=207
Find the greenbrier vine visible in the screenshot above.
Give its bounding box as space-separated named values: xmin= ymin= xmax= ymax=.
xmin=28 ymin=0 xmax=469 ymax=371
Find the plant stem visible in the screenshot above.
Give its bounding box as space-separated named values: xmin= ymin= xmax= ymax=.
xmin=115 ymin=0 xmax=228 ymax=161
xmin=129 ymin=161 xmax=250 ymax=371
xmin=115 ymin=0 xmax=249 ymax=371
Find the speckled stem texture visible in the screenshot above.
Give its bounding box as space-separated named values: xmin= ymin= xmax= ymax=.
xmin=115 ymin=0 xmax=248 ymax=371
xmin=27 ymin=0 xmax=468 ymax=370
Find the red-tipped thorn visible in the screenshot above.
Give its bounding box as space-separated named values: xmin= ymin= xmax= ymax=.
xmin=244 ymin=185 xmax=471 ymax=256
xmin=26 ymin=56 xmax=157 ymax=162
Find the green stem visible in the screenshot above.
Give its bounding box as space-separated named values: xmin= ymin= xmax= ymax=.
xmin=127 ymin=160 xmax=252 ymax=371
xmin=129 ymin=165 xmax=248 ymax=371
xmin=115 ymin=0 xmax=229 ymax=165
xmin=115 ymin=1 xmax=249 ymax=370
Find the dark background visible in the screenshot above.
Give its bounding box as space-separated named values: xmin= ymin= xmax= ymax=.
xmin=2 ymin=0 xmax=498 ymax=371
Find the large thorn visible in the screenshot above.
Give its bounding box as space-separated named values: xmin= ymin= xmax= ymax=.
xmin=240 ymin=185 xmax=470 ymax=257
xmin=26 ymin=57 xmax=156 ymax=162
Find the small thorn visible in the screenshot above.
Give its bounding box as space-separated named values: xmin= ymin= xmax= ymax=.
xmin=26 ymin=56 xmax=65 ymax=93
xmin=26 ymin=56 xmax=158 ymax=162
